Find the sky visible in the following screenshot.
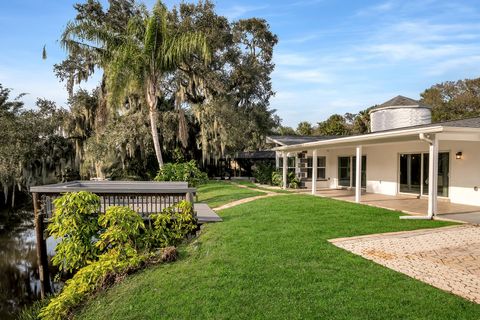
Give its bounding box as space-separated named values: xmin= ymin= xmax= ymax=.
xmin=1 ymin=0 xmax=480 ymax=127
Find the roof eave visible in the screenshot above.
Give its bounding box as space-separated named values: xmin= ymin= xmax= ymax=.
xmin=273 ymin=126 xmax=445 ymax=152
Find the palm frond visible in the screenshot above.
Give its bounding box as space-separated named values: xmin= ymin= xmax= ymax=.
xmin=161 ymin=32 xmax=210 ymax=70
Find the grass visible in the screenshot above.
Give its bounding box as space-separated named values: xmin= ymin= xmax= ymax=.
xmin=76 ymin=192 xmax=480 ymax=320
xmin=229 ymin=179 xmax=292 ymax=194
xmin=196 ymin=180 xmax=265 ymax=208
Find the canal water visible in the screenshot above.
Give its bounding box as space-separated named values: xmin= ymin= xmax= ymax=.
xmin=0 ymin=208 xmax=58 ymax=319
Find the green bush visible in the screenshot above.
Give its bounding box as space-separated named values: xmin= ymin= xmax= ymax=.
xmin=38 ymin=192 xmax=198 ymax=320
xmin=146 ymin=201 xmax=197 ymax=248
xmin=271 ymin=170 xmax=300 ymax=189
xmin=272 ymin=170 xmax=283 ymax=187
xmin=48 ymin=192 xmax=101 ymax=273
xmin=154 ymin=160 xmax=208 ymax=187
xmin=288 ymin=171 xmax=300 ymax=189
xmin=39 ymin=247 xmax=144 ymax=320
xmin=96 ymin=206 xmax=146 ymax=252
xmin=253 ymin=161 xmax=276 ymax=184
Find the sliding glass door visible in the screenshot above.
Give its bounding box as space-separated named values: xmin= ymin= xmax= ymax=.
xmin=399 ymin=152 xmax=449 ymax=197
xmin=399 ymin=154 xmax=421 ymax=194
xmin=338 ymin=157 xmax=351 ymax=187
xmin=422 ymin=153 xmax=449 ymax=197
xmin=338 ymin=156 xmax=366 ymax=188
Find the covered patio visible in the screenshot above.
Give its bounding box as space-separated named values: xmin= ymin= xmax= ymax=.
xmin=275 ymin=117 xmax=480 ymax=221
xmin=308 ymin=188 xmax=480 ymax=223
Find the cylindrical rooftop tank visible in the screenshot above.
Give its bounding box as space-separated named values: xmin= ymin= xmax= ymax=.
xmin=369 ymin=95 xmax=432 ymax=132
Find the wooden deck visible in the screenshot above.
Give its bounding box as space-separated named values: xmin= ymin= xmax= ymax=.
xmin=194 ymin=203 xmax=222 ymax=223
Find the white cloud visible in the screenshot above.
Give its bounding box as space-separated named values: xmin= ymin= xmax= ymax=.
xmin=274 ymin=68 xmax=333 ymax=84
xmin=425 ymin=55 xmax=480 ymax=76
xmin=356 ymin=0 xmax=397 ymax=16
xmin=363 ymin=43 xmax=467 ymax=61
xmin=274 ymin=52 xmax=311 ymax=66
xmin=220 ymin=4 xmax=269 ymax=20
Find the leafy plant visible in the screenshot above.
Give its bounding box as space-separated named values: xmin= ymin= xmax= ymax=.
xmin=39 ymin=247 xmax=145 ymax=320
xmin=271 ymin=170 xmax=282 ymax=187
xmin=96 ymin=206 xmax=145 ymax=252
xmin=39 ymin=192 xmax=198 ymax=320
xmin=288 ymin=171 xmax=300 ymax=189
xmin=253 ymin=161 xmax=276 ymax=184
xmin=154 ymin=160 xmax=208 ymax=187
xmin=48 ymin=192 xmax=101 ymax=273
xmin=271 ymin=170 xmax=300 ymax=189
xmin=147 ymin=200 xmax=197 ymax=248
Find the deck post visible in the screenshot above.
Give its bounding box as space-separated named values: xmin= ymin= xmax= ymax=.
xmin=427 ymin=135 xmax=439 ymax=216
xmin=312 ymin=150 xmax=318 ymax=195
xmin=33 ymin=192 xmax=51 ymax=298
xmin=282 ymin=152 xmax=288 ymax=189
xmin=186 ymin=191 xmax=194 ymax=204
xmin=355 ymin=146 xmax=362 ymax=203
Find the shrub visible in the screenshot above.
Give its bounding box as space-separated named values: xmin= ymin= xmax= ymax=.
xmin=96 ymin=206 xmax=146 ymax=252
xmin=271 ymin=170 xmax=300 ymax=189
xmin=288 ymin=171 xmax=300 ymax=189
xmin=146 ymin=200 xmax=197 ymax=248
xmin=253 ymin=161 xmax=276 ymax=184
xmin=39 ymin=193 xmax=198 ymax=320
xmin=271 ymin=170 xmax=282 ymax=186
xmin=48 ymin=192 xmax=101 ymax=273
xmin=38 ymin=247 xmax=144 ymax=320
xmin=154 ymin=160 xmax=208 ymax=187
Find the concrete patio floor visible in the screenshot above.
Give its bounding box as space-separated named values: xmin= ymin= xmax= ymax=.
xmin=330 ymin=225 xmax=480 ymax=304
xmin=309 ymin=189 xmax=480 ymax=223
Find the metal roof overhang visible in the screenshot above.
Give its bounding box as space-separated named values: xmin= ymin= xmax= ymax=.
xmin=273 ymin=126 xmax=480 ymax=153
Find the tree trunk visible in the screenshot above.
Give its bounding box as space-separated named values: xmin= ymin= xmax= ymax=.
xmin=149 ymin=106 xmax=164 ymax=168
xmin=146 ymin=81 xmax=164 ymax=168
xmin=11 ymin=181 xmax=15 ymax=209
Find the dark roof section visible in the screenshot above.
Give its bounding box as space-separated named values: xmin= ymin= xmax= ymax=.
xmin=371 ymin=95 xmax=431 ymax=111
xmin=232 ymin=151 xmax=276 ymax=159
xmin=436 ymin=117 xmax=480 ymax=128
xmin=266 ymin=135 xmax=344 ymax=146
xmin=367 ymin=116 xmax=480 ymax=134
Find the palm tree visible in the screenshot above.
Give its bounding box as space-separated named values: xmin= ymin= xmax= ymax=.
xmin=62 ymin=1 xmax=210 ymax=168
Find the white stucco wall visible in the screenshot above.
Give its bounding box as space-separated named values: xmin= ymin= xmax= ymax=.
xmin=286 ymin=139 xmax=480 ymax=206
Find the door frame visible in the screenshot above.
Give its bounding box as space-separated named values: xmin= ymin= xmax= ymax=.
xmin=337 ymin=155 xmax=367 ymax=189
xmin=397 ymin=151 xmax=450 ymax=198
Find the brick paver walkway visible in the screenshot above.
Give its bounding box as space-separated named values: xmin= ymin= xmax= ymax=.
xmin=330 ymin=225 xmax=480 ymax=304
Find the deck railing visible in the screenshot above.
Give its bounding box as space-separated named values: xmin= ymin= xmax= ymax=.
xmin=29 ymin=180 xmax=196 ymax=298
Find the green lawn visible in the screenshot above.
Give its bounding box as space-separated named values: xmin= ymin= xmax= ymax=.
xmin=76 ymin=192 xmax=480 ymax=319
xmin=196 ymin=180 xmax=265 ymax=208
xmin=229 ymin=180 xmax=292 ymax=194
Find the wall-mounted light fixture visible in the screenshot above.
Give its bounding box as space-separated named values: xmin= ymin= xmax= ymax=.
xmin=456 ymin=151 xmax=463 ymax=160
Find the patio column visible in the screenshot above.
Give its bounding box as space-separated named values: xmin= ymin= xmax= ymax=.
xmin=427 ymin=135 xmax=439 ymax=217
xmin=275 ymin=152 xmax=280 ymax=169
xmin=295 ymin=154 xmax=300 ymax=175
xmin=355 ymin=145 xmax=362 ymax=203
xmin=282 ymin=152 xmax=288 ymax=189
xmin=311 ymin=149 xmax=318 ymax=195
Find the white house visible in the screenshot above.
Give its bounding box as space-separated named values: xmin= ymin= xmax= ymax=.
xmin=271 ymin=96 xmax=480 ymax=218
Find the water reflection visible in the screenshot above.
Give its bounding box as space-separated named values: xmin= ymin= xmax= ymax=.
xmin=0 ymin=210 xmax=58 ymax=319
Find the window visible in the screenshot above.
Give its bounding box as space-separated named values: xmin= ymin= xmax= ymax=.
xmin=279 ymin=157 xmax=296 ymax=174
xmin=306 ymin=156 xmax=326 ymax=179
